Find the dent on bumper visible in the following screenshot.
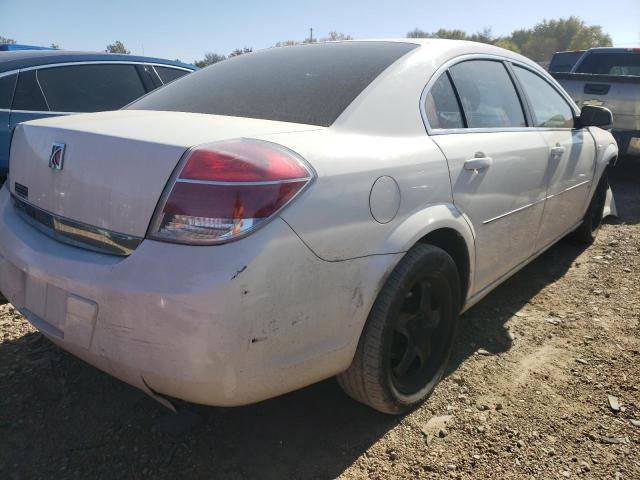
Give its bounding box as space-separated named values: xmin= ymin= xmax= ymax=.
xmin=0 ymin=187 xmax=400 ymax=406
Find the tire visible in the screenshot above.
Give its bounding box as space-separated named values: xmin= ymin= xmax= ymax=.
xmin=570 ymin=171 xmax=608 ymax=245
xmin=337 ymin=244 xmax=461 ymax=415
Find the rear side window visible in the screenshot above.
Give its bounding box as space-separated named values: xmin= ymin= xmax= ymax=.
xmin=576 ymin=52 xmax=640 ymax=76
xmin=37 ymin=64 xmax=146 ymax=112
xmin=12 ymin=70 xmax=48 ymax=111
xmin=128 ymin=42 xmax=418 ymax=126
xmin=513 ymin=66 xmax=574 ymax=128
xmin=155 ymin=66 xmax=190 ymax=84
xmin=450 ymin=60 xmax=526 ymax=129
xmin=424 ymin=73 xmax=464 ymax=129
xmin=0 ymin=73 xmax=17 ymax=109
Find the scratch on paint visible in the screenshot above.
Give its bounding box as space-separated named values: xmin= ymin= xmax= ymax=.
xmin=231 ymin=265 xmax=247 ymax=280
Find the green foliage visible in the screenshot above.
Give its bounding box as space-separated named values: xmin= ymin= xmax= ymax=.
xmin=0 ymin=35 xmax=16 ymax=44
xmin=515 ymin=16 xmax=612 ymax=60
xmin=194 ymin=52 xmax=227 ymax=68
xmin=406 ymin=16 xmax=612 ymax=61
xmin=105 ymin=41 xmax=130 ymax=54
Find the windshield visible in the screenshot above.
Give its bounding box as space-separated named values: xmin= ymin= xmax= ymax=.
xmin=128 ymin=41 xmax=417 ymax=127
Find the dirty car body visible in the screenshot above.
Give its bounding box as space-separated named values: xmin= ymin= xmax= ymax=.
xmin=0 ymin=40 xmax=618 ymax=411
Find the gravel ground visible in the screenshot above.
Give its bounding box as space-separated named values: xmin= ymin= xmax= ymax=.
xmin=1 ymin=162 xmax=638 ymax=480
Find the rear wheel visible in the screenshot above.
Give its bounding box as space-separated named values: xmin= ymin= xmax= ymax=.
xmin=570 ymin=171 xmax=608 ymax=244
xmin=337 ymin=244 xmax=461 ymax=414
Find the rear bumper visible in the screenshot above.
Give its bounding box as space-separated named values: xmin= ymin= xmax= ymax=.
xmin=0 ymin=186 xmax=396 ymax=406
xmin=612 ymin=129 xmax=640 ymax=158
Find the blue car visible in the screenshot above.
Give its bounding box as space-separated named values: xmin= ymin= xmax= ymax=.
xmin=0 ymin=49 xmax=195 ymax=181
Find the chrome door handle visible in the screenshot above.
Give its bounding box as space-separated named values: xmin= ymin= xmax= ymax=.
xmin=464 ymin=155 xmax=493 ymax=172
xmin=550 ymin=144 xmax=565 ymax=159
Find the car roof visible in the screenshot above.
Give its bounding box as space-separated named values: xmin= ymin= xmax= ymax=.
xmin=0 ymin=50 xmax=195 ymax=74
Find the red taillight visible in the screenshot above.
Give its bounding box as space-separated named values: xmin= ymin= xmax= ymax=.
xmin=149 ymin=139 xmax=314 ymax=244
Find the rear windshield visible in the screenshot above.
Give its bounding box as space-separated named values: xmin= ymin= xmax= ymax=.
xmin=127 ymin=42 xmax=417 ymax=127
xmin=576 ymin=52 xmax=640 ymax=76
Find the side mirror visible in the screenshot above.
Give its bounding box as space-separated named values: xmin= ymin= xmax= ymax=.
xmin=579 ymin=105 xmax=613 ymax=129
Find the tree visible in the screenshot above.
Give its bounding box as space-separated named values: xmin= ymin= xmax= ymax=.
xmin=0 ymin=35 xmax=16 ymax=44
xmin=322 ymin=31 xmax=353 ymax=41
xmin=274 ymin=40 xmax=300 ymax=47
xmin=407 ymin=17 xmax=612 ymax=61
xmin=105 ymin=41 xmax=130 ymax=54
xmin=493 ymin=38 xmax=520 ymax=53
xmin=515 ymin=17 xmax=612 ymax=61
xmin=194 ymin=52 xmax=226 ymax=68
xmin=274 ymin=31 xmax=353 ymax=47
xmin=229 ymin=47 xmax=253 ymax=57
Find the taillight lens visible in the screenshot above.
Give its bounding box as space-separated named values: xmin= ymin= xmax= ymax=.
xmin=149 ymin=139 xmax=314 ymax=244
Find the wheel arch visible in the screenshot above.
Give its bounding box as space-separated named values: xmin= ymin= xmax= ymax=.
xmin=382 ymin=203 xmax=476 ymax=303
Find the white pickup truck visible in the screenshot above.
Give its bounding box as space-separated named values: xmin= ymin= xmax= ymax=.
xmin=550 ymin=47 xmax=640 ymax=158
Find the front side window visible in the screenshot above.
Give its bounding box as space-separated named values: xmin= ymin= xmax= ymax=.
xmin=513 ymin=66 xmax=574 ymax=128
xmin=0 ymin=73 xmax=17 ymax=109
xmin=37 ymin=64 xmax=146 ymax=112
xmin=449 ymin=60 xmax=526 ymax=129
xmin=424 ymin=73 xmax=464 ymax=129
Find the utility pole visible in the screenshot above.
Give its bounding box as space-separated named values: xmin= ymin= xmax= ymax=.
xmin=309 ymin=27 xmax=313 ymax=43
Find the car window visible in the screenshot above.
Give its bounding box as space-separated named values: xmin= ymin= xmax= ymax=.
xmin=424 ymin=73 xmax=464 ymax=129
xmin=513 ymin=66 xmax=574 ymax=128
xmin=548 ymin=51 xmax=584 ymax=73
xmin=128 ymin=41 xmax=418 ymax=127
xmin=12 ymin=70 xmax=49 ymax=111
xmin=155 ymin=66 xmax=190 ymax=84
xmin=449 ymin=60 xmax=526 ymax=129
xmin=37 ymin=64 xmax=146 ymax=112
xmin=0 ymin=74 xmax=17 ymax=109
xmin=576 ymin=52 xmax=640 ymax=76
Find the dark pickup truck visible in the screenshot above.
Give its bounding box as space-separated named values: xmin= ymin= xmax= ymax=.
xmin=550 ymin=48 xmax=640 ymax=158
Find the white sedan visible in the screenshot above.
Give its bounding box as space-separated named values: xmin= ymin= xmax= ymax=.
xmin=0 ymin=39 xmax=617 ymax=414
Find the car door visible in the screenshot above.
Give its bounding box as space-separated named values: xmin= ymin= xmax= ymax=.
xmin=424 ymin=59 xmax=550 ymax=293
xmin=0 ymin=72 xmax=18 ymax=177
xmin=511 ymin=64 xmax=596 ymax=250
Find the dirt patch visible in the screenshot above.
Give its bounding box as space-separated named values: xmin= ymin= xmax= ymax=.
xmin=1 ymin=163 xmax=639 ymax=479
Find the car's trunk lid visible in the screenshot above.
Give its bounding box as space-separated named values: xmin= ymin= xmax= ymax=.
xmin=9 ymin=110 xmax=320 ymax=248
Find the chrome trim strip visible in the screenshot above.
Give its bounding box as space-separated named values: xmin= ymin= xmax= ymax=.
xmin=175 ymin=177 xmax=310 ymax=187
xmin=482 ymin=180 xmax=591 ymax=225
xmin=19 ymin=61 xmax=193 ymax=73
xmin=34 ymin=69 xmax=51 ymax=111
xmin=10 ymin=109 xmax=75 ymax=115
xmin=482 ymin=200 xmax=541 ymax=225
xmin=12 ymin=195 xmax=142 ymax=256
xmin=545 ymin=179 xmax=591 ymax=199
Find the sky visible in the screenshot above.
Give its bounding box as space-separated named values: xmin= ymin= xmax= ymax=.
xmin=2 ymin=0 xmax=639 ymax=63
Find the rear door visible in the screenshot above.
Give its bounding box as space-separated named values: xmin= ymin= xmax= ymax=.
xmin=0 ymin=72 xmax=18 ymax=175
xmin=425 ymin=59 xmax=550 ymax=293
xmin=511 ymin=65 xmax=596 ymax=249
